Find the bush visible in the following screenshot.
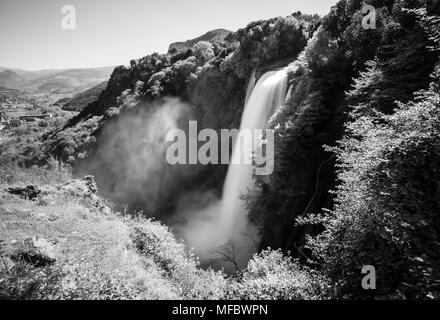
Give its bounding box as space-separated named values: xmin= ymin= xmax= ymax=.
xmin=227 ymin=249 xmax=327 ymax=300
xmin=130 ymin=218 xmax=227 ymax=299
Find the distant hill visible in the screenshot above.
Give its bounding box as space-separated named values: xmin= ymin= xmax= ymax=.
xmin=21 ymin=66 xmax=114 ymax=94
xmin=59 ymin=81 xmax=107 ymax=111
xmin=0 ymin=70 xmax=27 ymax=89
xmin=0 ymin=67 xmax=60 ymax=80
xmin=0 ymin=66 xmax=114 ymax=94
xmin=168 ymin=29 xmax=233 ymax=53
xmin=0 ymin=86 xmax=19 ymax=92
xmin=0 ymin=67 xmax=31 ymax=77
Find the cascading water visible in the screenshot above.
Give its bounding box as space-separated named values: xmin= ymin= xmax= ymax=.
xmin=244 ymin=68 xmax=257 ymax=106
xmin=217 ymin=69 xmax=288 ymax=268
xmin=178 ymin=67 xmax=288 ymax=271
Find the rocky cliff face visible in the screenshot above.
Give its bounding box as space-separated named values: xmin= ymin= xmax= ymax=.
xmin=48 ymin=14 xmax=315 ymax=219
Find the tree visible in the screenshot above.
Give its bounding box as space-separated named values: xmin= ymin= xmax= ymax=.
xmin=193 ymin=41 xmax=215 ymax=63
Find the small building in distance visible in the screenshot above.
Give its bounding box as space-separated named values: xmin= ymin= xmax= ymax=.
xmin=18 ymin=114 xmax=53 ymax=122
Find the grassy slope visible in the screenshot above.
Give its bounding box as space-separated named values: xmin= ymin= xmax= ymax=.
xmin=0 ymin=166 xmax=218 ymax=299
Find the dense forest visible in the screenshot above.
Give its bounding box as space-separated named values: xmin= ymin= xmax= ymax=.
xmin=2 ymin=0 xmax=440 ymax=299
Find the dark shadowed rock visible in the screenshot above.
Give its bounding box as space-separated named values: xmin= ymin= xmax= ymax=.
xmin=83 ymin=175 xmax=98 ymax=194
xmin=7 ymin=185 xmax=41 ymax=200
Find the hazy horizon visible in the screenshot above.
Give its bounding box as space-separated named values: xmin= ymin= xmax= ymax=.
xmin=0 ymin=0 xmax=337 ymax=71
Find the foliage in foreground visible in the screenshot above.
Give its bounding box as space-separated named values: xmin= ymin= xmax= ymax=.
xmin=228 ymin=249 xmax=328 ymax=300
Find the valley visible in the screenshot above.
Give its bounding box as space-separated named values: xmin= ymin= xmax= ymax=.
xmin=0 ymin=66 xmax=113 ymax=94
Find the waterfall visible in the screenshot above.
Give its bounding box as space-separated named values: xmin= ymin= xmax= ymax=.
xmin=177 ymin=67 xmax=288 ymax=271
xmin=244 ymin=68 xmax=257 ymax=106
xmin=218 ymin=68 xmax=288 ymax=268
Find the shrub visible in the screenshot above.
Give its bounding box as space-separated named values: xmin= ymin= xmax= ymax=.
xmin=130 ymin=218 xmax=227 ymax=299
xmin=228 ymin=249 xmax=328 ymax=300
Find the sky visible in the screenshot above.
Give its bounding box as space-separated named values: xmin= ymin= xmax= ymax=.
xmin=0 ymin=0 xmax=337 ymax=71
